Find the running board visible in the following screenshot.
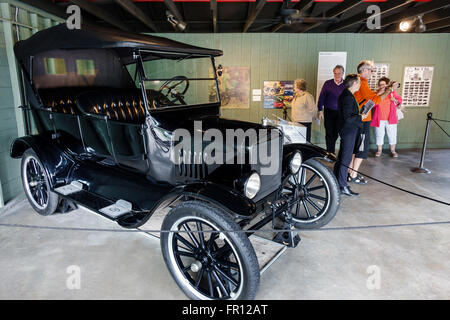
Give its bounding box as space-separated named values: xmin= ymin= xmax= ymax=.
xmin=54 ymin=181 xmax=84 ymax=195
xmin=99 ymin=200 xmax=133 ymax=218
xmin=54 ymin=183 xmax=135 ymax=220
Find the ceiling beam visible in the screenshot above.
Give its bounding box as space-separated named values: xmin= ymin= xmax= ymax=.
xmin=211 ymin=0 xmax=217 ymax=33
xmin=272 ymin=0 xmax=321 ymax=33
xmin=366 ymin=0 xmax=450 ymax=33
xmin=328 ymin=0 xmax=414 ymax=33
xmin=383 ymin=8 xmax=450 ymax=33
xmin=243 ymin=0 xmax=267 ymax=32
xmin=428 ymin=26 xmax=450 ymax=32
xmin=425 ymin=17 xmax=450 ymax=32
xmin=300 ymin=0 xmax=365 ymax=33
xmin=70 ymin=0 xmax=133 ymax=32
xmin=19 ymin=0 xmax=66 ymax=20
xmin=293 ymin=0 xmax=316 ymax=14
xmin=114 ymin=0 xmax=158 ymax=32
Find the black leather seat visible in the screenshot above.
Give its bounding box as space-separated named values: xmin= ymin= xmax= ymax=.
xmin=39 ymin=87 xmax=84 ymax=115
xmin=39 ymin=87 xmax=154 ymax=123
xmin=77 ymin=88 xmax=148 ymax=123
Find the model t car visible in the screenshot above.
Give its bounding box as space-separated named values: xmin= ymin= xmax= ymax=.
xmin=11 ymin=24 xmax=340 ymax=300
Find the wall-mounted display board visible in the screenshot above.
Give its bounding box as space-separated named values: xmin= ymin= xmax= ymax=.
xmin=211 ymin=66 xmax=250 ymax=109
xmin=316 ymin=52 xmax=347 ymax=102
xmin=402 ymin=66 xmax=434 ymax=107
xmin=368 ymin=63 xmax=390 ymax=91
xmin=262 ymin=81 xmax=294 ymax=109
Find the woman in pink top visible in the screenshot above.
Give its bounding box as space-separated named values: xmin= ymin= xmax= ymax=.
xmin=371 ymin=77 xmax=404 ymax=157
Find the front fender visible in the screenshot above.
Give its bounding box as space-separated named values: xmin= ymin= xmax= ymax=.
xmin=282 ymin=143 xmax=336 ymax=178
xmin=284 ymin=143 xmax=336 ymax=162
xmin=10 ymin=135 xmax=74 ymax=187
xmin=160 ymin=182 xmax=257 ymax=218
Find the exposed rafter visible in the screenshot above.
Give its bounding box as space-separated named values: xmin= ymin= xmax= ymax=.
xmin=425 ymin=17 xmax=450 ymax=32
xmin=272 ymin=0 xmax=318 ymax=33
xmin=383 ymin=8 xmax=450 ymax=33
xmin=366 ymin=0 xmax=450 ymax=33
xmin=114 ymin=0 xmax=158 ymax=32
xmin=300 ymin=0 xmax=365 ymax=33
xmin=292 ymin=0 xmax=316 ymax=14
xmin=70 ymin=0 xmax=133 ymax=32
xmin=328 ymin=0 xmax=415 ymax=33
xmin=243 ymin=0 xmax=267 ymax=33
xmin=211 ymin=0 xmax=217 ymax=33
xmin=19 ymin=0 xmax=66 ymax=20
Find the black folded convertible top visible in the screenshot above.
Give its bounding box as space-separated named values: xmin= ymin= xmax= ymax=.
xmin=14 ymin=23 xmax=223 ymax=62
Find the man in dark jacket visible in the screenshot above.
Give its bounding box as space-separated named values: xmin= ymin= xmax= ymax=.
xmin=334 ymin=74 xmax=368 ymax=196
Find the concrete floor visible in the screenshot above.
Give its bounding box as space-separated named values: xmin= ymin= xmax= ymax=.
xmin=0 ymin=149 xmax=449 ymax=299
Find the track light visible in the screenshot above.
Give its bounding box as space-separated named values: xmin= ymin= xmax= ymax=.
xmin=415 ymin=16 xmax=426 ymax=33
xmin=399 ymin=20 xmax=412 ymax=32
xmin=166 ymin=11 xmax=186 ymax=32
xmin=399 ymin=16 xmax=426 ymax=33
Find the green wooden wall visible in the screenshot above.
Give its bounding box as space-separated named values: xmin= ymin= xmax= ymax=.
xmin=0 ymin=21 xmax=20 ymax=205
xmin=0 ymin=1 xmax=61 ymax=205
xmin=156 ymin=33 xmax=450 ymax=150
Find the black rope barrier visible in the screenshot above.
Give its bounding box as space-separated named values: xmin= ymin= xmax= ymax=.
xmin=1 ymin=220 xmax=449 ymax=234
xmin=431 ymin=119 xmax=450 ymax=138
xmin=432 ymin=118 xmax=450 ymax=123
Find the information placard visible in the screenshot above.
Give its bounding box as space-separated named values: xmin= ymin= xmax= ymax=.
xmin=316 ymin=52 xmax=347 ymax=102
xmin=402 ymin=66 xmax=433 ymax=107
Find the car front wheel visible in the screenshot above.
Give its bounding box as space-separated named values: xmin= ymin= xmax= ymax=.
xmin=161 ymin=201 xmax=260 ymax=300
xmin=280 ymin=158 xmax=340 ymax=229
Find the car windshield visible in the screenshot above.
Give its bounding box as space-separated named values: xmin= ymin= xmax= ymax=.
xmin=128 ymin=52 xmax=220 ymax=108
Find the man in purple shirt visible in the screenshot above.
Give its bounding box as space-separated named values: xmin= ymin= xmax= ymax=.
xmin=317 ymin=65 xmax=345 ymax=154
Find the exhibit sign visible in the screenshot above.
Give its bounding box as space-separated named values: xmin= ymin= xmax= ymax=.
xmin=402 ymin=66 xmax=434 ymax=107
xmin=316 ymin=51 xmax=347 ymax=102
xmin=210 ymin=66 xmax=250 ymax=109
xmin=262 ymin=81 xmax=294 ymax=109
xmin=368 ymin=63 xmax=389 ymax=91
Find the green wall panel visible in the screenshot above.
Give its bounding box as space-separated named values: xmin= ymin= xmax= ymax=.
xmin=155 ymin=33 xmax=450 ymax=149
xmin=0 ymin=2 xmax=61 ymax=205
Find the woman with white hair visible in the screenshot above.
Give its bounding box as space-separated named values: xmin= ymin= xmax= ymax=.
xmin=291 ymin=79 xmax=316 ymax=142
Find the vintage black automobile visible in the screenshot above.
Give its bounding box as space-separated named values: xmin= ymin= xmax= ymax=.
xmin=11 ymin=24 xmax=340 ymax=300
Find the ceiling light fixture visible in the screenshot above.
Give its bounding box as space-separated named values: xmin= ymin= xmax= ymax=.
xmin=415 ymin=15 xmax=426 ymax=33
xmin=166 ymin=11 xmax=186 ymax=32
xmin=399 ymin=15 xmax=427 ymax=33
xmin=399 ymin=20 xmax=412 ymax=32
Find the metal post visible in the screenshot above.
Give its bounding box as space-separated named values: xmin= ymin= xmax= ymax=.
xmin=411 ymin=112 xmax=432 ymax=174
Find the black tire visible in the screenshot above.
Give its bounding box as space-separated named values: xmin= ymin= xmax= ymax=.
xmin=161 ymin=201 xmax=260 ymax=300
xmin=21 ymin=149 xmax=59 ymax=216
xmin=281 ymin=158 xmax=340 ymax=229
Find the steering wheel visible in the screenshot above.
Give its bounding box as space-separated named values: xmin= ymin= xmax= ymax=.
xmin=158 ymin=76 xmax=189 ymax=105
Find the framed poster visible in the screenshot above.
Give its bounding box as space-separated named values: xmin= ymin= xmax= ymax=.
xmin=214 ymin=66 xmax=250 ymax=109
xmin=368 ymin=63 xmax=389 ymax=91
xmin=316 ymin=52 xmax=347 ymax=102
xmin=402 ymin=66 xmax=434 ymax=107
xmin=262 ymin=81 xmax=294 ymax=109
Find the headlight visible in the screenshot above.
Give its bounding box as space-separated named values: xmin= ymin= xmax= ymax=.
xmin=290 ymin=152 xmax=302 ymax=174
xmin=244 ymin=172 xmax=261 ymax=199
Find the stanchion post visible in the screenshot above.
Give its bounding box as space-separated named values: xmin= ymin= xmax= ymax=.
xmin=411 ymin=112 xmax=432 ymax=173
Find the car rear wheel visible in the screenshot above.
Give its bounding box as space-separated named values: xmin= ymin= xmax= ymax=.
xmin=281 ymin=158 xmax=340 ymax=229
xmin=21 ymin=149 xmax=59 ymax=216
xmin=161 ymin=201 xmax=260 ymax=300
